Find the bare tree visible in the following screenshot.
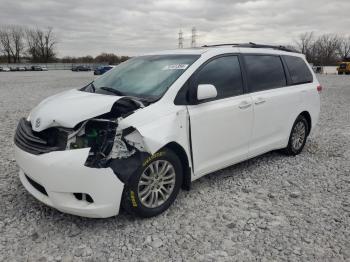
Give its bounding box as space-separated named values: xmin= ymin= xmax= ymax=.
xmin=25 ymin=27 xmax=57 ymax=62
xmin=0 ymin=25 xmax=25 ymax=63
xmin=294 ymin=32 xmax=315 ymax=62
xmin=10 ymin=25 xmax=25 ymax=63
xmin=313 ymin=34 xmax=341 ymax=65
xmin=337 ymin=36 xmax=350 ymax=60
xmin=43 ymin=27 xmax=57 ymax=62
xmin=294 ymin=32 xmax=344 ymax=65
xmin=25 ymin=28 xmax=39 ymax=61
xmin=0 ymin=26 xmax=12 ymax=63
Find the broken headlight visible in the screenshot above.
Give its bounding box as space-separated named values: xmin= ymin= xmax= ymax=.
xmin=69 ymin=120 xmax=117 ymax=167
xmin=68 ymin=119 xmax=137 ymax=168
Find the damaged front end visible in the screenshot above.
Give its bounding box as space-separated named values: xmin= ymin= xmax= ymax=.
xmin=68 ymin=118 xmax=150 ymax=183
xmin=14 ymin=96 xmax=151 ymax=184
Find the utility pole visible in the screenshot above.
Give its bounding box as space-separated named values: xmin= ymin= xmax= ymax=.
xmin=191 ymin=27 xmax=197 ymax=48
xmin=178 ymin=29 xmax=183 ymax=49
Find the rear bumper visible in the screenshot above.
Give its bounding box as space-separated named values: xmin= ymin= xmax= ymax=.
xmin=15 ymin=145 xmax=124 ymax=218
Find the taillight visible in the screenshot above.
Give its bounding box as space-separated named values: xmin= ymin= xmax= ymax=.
xmin=317 ymin=85 xmax=322 ymax=93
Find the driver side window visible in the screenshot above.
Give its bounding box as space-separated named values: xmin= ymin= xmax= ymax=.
xmin=194 ymin=55 xmax=244 ymax=101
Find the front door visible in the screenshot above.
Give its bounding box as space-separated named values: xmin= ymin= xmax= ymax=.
xmin=187 ymin=55 xmax=254 ymax=177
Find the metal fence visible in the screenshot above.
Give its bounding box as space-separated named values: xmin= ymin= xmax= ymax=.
xmin=0 ymin=62 xmax=108 ymax=70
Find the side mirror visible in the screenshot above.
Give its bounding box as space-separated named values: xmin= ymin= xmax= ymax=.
xmin=197 ymin=84 xmax=217 ymax=101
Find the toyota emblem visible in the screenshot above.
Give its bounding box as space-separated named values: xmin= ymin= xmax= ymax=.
xmin=35 ymin=118 xmax=41 ymax=128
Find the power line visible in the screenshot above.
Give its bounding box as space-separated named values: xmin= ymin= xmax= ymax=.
xmin=191 ymin=27 xmax=197 ymax=48
xmin=178 ymin=29 xmax=183 ymax=49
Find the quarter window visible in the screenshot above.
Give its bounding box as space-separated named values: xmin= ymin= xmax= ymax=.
xmin=244 ymin=55 xmax=287 ymax=92
xmin=284 ymin=55 xmax=313 ymax=84
xmin=194 ymin=56 xmax=244 ymax=100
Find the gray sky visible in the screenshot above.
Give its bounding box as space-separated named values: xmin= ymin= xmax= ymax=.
xmin=0 ymin=0 xmax=349 ymax=57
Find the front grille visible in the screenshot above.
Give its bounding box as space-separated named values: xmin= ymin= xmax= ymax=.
xmin=340 ymin=64 xmax=346 ymax=69
xmin=14 ymin=118 xmax=65 ymax=155
xmin=25 ymin=174 xmax=48 ymax=196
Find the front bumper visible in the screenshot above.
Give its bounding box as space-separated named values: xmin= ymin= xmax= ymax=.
xmin=14 ymin=145 xmax=124 ymax=218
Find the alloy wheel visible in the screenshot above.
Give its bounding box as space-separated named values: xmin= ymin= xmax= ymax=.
xmin=137 ymin=160 xmax=176 ymax=208
xmin=291 ymin=121 xmax=306 ymax=151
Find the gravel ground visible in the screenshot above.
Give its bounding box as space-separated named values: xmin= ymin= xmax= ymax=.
xmin=0 ymin=71 xmax=349 ymax=262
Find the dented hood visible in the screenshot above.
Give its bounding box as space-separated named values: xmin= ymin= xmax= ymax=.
xmin=29 ymin=89 xmax=121 ymax=132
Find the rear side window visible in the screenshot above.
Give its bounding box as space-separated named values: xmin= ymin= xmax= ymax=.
xmin=244 ymin=55 xmax=287 ymax=92
xmin=195 ymin=56 xmax=244 ymax=100
xmin=284 ymin=55 xmax=313 ymax=84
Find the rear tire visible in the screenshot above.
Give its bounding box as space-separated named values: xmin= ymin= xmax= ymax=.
xmin=121 ymin=149 xmax=183 ymax=218
xmin=338 ymin=72 xmax=343 ymax=75
xmin=283 ymin=115 xmax=309 ymax=156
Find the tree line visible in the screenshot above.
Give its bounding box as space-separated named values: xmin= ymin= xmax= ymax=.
xmin=0 ymin=25 xmax=130 ymax=64
xmin=60 ymin=53 xmax=130 ymax=65
xmin=0 ymin=25 xmax=56 ymax=63
xmin=293 ymin=32 xmax=350 ymax=66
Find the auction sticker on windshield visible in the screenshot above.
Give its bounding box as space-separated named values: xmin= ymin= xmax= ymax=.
xmin=162 ymin=64 xmax=189 ymax=70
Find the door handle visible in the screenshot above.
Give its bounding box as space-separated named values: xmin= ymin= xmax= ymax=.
xmin=254 ymin=98 xmax=266 ymax=105
xmin=238 ymin=101 xmax=252 ymax=109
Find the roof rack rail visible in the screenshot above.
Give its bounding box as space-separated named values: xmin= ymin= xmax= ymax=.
xmin=201 ymin=42 xmax=299 ymax=53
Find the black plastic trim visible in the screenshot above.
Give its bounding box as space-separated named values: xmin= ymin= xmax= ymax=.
xmin=25 ymin=174 xmax=48 ymax=196
xmin=14 ymin=118 xmax=64 ymax=155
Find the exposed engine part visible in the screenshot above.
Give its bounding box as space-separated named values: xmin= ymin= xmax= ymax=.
xmin=66 ymin=119 xmax=117 ymax=167
xmin=68 ymin=125 xmax=147 ymax=171
xmin=66 ymin=96 xmax=148 ymax=167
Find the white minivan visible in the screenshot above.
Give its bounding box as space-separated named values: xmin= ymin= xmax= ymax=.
xmin=14 ymin=43 xmax=321 ymax=218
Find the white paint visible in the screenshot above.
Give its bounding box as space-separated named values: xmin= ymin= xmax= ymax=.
xmin=15 ymin=46 xmax=321 ymax=217
xmin=15 ymin=145 xmax=124 ymax=218
xmin=197 ymin=84 xmax=218 ymax=100
xmin=28 ymin=89 xmax=122 ymax=132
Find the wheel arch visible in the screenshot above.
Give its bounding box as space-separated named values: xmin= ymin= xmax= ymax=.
xmin=299 ymin=111 xmax=312 ymax=136
xmin=163 ymin=142 xmax=191 ymax=191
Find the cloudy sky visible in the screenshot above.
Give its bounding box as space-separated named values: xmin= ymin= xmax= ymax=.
xmin=0 ymin=0 xmax=349 ymax=57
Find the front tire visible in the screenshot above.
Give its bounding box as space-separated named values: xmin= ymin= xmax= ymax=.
xmin=283 ymin=115 xmax=309 ymax=156
xmin=121 ymin=149 xmax=183 ymax=218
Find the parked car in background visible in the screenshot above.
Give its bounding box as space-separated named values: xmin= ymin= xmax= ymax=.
xmin=94 ymin=65 xmax=115 ymax=75
xmin=337 ymin=62 xmax=350 ymax=75
xmin=10 ymin=67 xmax=17 ymax=71
xmin=14 ymin=43 xmax=321 ymax=218
xmin=17 ymin=66 xmax=26 ymax=71
xmin=31 ymin=65 xmax=44 ymax=71
xmin=72 ymin=65 xmax=91 ymax=72
xmin=41 ymin=66 xmax=48 ymax=71
xmin=0 ymin=66 xmax=11 ymax=72
xmin=313 ymin=66 xmax=323 ymax=74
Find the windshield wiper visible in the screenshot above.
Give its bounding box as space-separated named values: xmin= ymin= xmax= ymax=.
xmin=99 ymin=87 xmax=125 ymax=96
xmin=90 ymin=82 xmax=96 ymax=92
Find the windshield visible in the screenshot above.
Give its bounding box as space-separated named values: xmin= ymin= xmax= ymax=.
xmin=92 ymin=55 xmax=199 ymax=99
